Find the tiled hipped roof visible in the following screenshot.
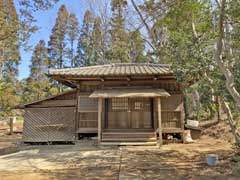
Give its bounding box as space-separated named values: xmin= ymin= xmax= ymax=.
xmin=48 ymin=63 xmax=172 ymax=77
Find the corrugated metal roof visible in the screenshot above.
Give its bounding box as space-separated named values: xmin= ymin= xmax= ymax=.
xmin=89 ymin=88 xmax=170 ymax=98
xmin=48 ymin=63 xmax=172 ymax=77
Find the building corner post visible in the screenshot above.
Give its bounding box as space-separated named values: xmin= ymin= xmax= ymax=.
xmin=75 ymin=85 xmax=81 ymax=141
xmin=157 ymin=97 xmax=162 ymax=147
xmin=98 ymin=98 xmax=103 ymax=144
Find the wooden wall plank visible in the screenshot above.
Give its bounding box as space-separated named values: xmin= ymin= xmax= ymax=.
xmin=39 ymin=100 xmax=76 ymax=106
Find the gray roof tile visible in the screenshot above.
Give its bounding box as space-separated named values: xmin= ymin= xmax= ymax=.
xmin=48 ymin=63 xmax=172 ymax=77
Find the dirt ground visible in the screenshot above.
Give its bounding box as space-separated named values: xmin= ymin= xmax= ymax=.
xmin=0 ymin=138 xmax=239 ymax=179
xmin=0 ymin=122 xmax=240 ymax=180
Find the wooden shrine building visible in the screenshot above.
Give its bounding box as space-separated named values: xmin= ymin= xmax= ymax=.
xmin=19 ymin=63 xmax=184 ymax=145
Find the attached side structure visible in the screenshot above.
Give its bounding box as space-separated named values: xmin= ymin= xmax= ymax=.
xmin=21 ymin=91 xmax=77 ymax=142
xmin=20 ymin=63 xmax=184 ymax=145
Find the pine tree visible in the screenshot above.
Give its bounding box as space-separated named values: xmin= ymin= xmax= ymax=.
xmin=0 ymin=0 xmax=19 ymax=82
xmin=76 ymin=10 xmax=94 ymax=66
xmin=48 ymin=5 xmax=68 ymax=69
xmin=24 ymin=40 xmax=54 ymax=101
xmin=67 ymin=13 xmax=79 ymax=67
xmin=29 ymin=40 xmax=48 ymax=81
xmin=109 ymin=0 xmax=129 ymax=63
xmin=0 ymin=0 xmax=20 ymax=114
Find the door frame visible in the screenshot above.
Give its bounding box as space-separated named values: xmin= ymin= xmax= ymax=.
xmin=104 ymin=97 xmax=154 ymax=129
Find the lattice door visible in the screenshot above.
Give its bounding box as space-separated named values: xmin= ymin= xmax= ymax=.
xmin=107 ymin=98 xmax=153 ymax=129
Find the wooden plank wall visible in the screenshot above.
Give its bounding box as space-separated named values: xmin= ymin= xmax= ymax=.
xmin=154 ymin=94 xmax=183 ymax=130
xmin=77 ymin=94 xmax=98 ymax=133
xmin=78 ymin=81 xmax=183 ymax=131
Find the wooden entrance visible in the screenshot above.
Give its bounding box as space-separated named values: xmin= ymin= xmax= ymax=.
xmin=105 ymin=98 xmax=153 ymax=129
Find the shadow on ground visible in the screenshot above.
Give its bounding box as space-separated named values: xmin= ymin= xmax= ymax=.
xmin=0 ymin=136 xmax=239 ymax=180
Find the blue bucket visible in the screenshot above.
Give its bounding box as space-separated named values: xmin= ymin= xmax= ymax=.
xmin=206 ymin=154 xmax=218 ymax=166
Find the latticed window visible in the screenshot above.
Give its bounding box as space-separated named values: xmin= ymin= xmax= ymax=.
xmin=109 ymin=98 xmax=129 ymax=111
xmin=131 ymin=98 xmax=151 ymax=111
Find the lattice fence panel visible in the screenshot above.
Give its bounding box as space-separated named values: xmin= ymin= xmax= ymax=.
xmin=23 ymin=107 xmax=75 ymax=142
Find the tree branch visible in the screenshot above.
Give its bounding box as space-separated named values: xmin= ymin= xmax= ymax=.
xmin=130 ymin=0 xmax=157 ymax=48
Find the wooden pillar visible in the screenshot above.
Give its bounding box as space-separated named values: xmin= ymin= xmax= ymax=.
xmin=157 ymin=97 xmax=162 ymax=146
xmin=9 ymin=117 xmax=13 ymax=135
xmin=98 ymin=98 xmax=103 ymax=142
xmin=75 ymin=85 xmax=80 ymax=141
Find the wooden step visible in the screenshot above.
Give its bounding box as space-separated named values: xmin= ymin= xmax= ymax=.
xmin=102 ymin=132 xmax=155 ymax=134
xmin=102 ymin=135 xmax=156 ymax=139
xmin=102 ymin=137 xmax=157 ymax=142
xmin=100 ymin=141 xmax=157 ymax=146
xmin=102 ymin=133 xmax=155 ymax=136
xmin=101 ymin=131 xmax=157 ymax=144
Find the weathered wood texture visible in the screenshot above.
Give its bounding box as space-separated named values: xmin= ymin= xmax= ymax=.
xmin=77 ymin=94 xmax=98 ymax=133
xmin=23 ymin=107 xmax=75 ymax=142
xmin=154 ymin=94 xmax=183 ymax=130
xmin=27 ymin=90 xmax=77 ymax=108
xmin=157 ymin=97 xmax=162 ymax=145
xmin=98 ymin=82 xmax=180 ymax=94
xmin=106 ymin=98 xmax=153 ymax=129
xmin=98 ymin=98 xmax=103 ymax=141
xmin=101 ymin=132 xmax=156 ymax=143
xmin=29 ymin=100 xmax=76 ymax=108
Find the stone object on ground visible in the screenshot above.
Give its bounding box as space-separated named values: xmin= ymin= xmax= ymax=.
xmin=183 ymin=130 xmax=196 ymax=143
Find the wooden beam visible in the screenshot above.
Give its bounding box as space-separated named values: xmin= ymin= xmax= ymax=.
xmin=79 ymin=79 xmax=178 ymax=85
xmin=75 ymin=87 xmax=80 ymax=141
xmin=157 ymin=97 xmax=162 ymax=146
xmin=98 ymin=98 xmax=103 ymax=143
xmin=50 ymin=75 xmax=176 ymax=82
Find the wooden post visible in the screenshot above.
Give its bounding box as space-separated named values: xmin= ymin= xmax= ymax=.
xmin=157 ymin=97 xmax=162 ymax=146
xmin=98 ymin=98 xmax=103 ymax=143
xmin=75 ymin=85 xmax=80 ymax=141
xmin=9 ymin=117 xmax=13 ymax=135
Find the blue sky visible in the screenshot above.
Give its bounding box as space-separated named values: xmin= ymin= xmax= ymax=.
xmin=15 ymin=0 xmax=90 ymax=80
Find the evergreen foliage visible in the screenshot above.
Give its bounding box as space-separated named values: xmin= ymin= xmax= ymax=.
xmin=0 ymin=0 xmax=20 ymax=116
xmin=76 ymin=10 xmax=94 ymax=66
xmin=48 ymin=5 xmax=68 ymax=69
xmin=67 ymin=13 xmax=79 ymax=67
xmin=109 ymin=0 xmax=129 ymax=63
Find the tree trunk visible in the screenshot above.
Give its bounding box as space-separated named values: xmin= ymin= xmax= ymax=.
xmin=183 ymin=92 xmax=189 ymax=123
xmin=221 ymin=99 xmax=240 ymax=146
xmin=216 ymin=96 xmax=221 ymax=122
xmin=215 ymin=0 xmax=240 ymax=109
xmin=214 ymin=0 xmax=240 ymax=146
xmin=192 ymin=90 xmax=200 ymax=119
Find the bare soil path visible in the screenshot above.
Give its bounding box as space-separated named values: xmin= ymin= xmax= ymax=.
xmin=0 ymin=135 xmax=239 ymax=180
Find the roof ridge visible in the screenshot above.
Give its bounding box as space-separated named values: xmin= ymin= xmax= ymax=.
xmin=49 ymin=64 xmax=111 ymax=72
